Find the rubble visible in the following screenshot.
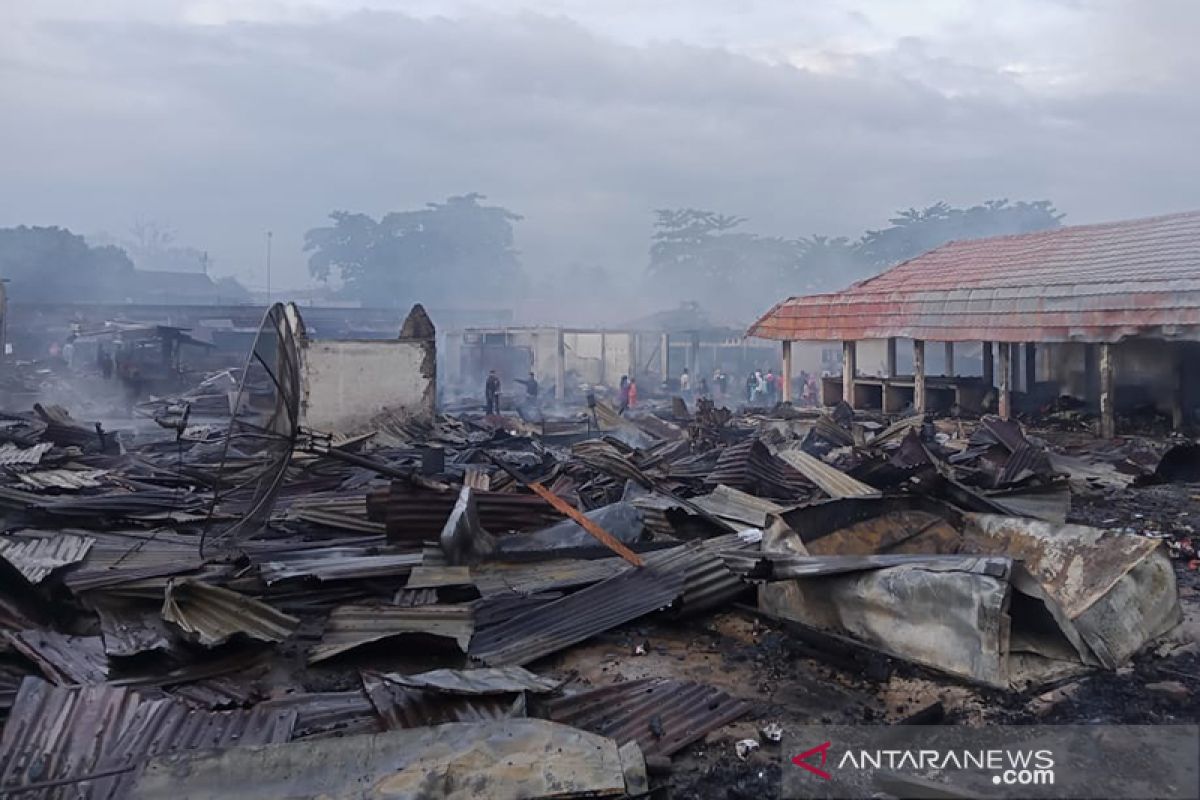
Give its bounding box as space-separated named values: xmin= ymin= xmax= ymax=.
xmin=0 ymin=302 xmax=1192 ymax=797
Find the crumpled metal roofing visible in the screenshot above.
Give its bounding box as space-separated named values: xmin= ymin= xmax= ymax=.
xmin=257 ymin=690 xmax=383 ymax=740
xmin=256 ymin=547 xmax=422 ymax=584
xmin=376 ymin=666 xmax=561 ymax=695
xmin=774 ymin=447 xmax=882 ymax=500
xmin=93 ymin=601 xmax=173 ymax=658
xmin=17 ymin=469 xmax=108 ymax=491
xmin=5 ymin=630 xmax=109 ymax=684
xmin=0 ymin=678 xmax=295 ymax=799
xmin=368 ymin=482 xmax=564 ymax=542
xmin=704 ymin=438 xmax=813 ymax=501
xmin=309 ymin=604 xmax=473 ymax=663
xmin=0 ymin=441 xmax=52 ymax=467
xmin=469 ymin=566 xmax=685 ymax=667
xmin=161 ymin=579 xmax=300 ymax=647
xmin=749 ymin=209 xmax=1200 ymax=344
xmin=62 ymin=529 xmax=206 ymax=594
xmin=0 ymin=531 xmax=93 ymax=584
xmin=690 ymin=484 xmax=784 ymax=528
xmin=361 ymin=672 xmax=526 ymax=730
xmin=541 ymin=677 xmax=752 ymax=757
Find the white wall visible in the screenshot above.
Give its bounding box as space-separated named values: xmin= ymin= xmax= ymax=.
xmin=300 ymin=338 xmax=436 ymax=434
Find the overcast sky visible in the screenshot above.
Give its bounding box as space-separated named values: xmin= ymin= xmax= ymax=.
xmin=1 ymin=0 xmax=1197 ymax=297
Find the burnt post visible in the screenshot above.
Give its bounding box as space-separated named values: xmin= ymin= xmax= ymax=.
xmin=555 ymin=328 xmax=566 ymax=401
xmin=982 ymin=341 xmax=994 ymax=387
xmin=842 ymin=340 xmax=857 ymax=407
xmin=885 ymin=337 xmax=898 ymax=378
xmin=1099 ymin=342 xmax=1116 ymax=438
xmin=944 ymin=342 xmax=955 ymax=376
xmin=1024 ymin=343 xmax=1037 ymax=391
xmin=998 ymin=342 xmax=1011 ymax=419
xmin=781 ymin=340 xmax=793 ymax=402
xmin=913 ymin=339 xmax=926 ymax=414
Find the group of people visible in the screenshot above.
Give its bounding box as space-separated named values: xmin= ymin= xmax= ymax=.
xmin=483 ymin=369 xmax=539 ymax=416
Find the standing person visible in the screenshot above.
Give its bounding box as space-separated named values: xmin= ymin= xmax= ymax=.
xmin=679 ymin=368 xmax=691 ymax=395
xmin=514 ymin=372 xmax=539 ymax=400
xmin=745 ymin=372 xmax=756 ymax=403
xmin=618 ymin=375 xmax=630 ymax=415
xmin=699 ymin=376 xmax=710 ymax=398
xmin=754 ymin=370 xmax=766 ymax=403
xmin=717 ymin=369 xmax=729 ymax=398
xmin=627 ymin=377 xmax=638 ymax=409
xmin=484 ymin=370 xmax=501 ymax=415
xmin=765 ymin=369 xmax=777 ymax=404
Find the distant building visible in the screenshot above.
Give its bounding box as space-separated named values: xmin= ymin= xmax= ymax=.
xmin=126 ymin=270 xmax=252 ymax=305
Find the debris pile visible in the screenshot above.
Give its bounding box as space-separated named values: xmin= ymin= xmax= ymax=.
xmin=0 ymin=343 xmax=1191 ymax=797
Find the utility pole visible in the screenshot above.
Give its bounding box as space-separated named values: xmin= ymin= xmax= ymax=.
xmin=265 ymin=230 xmax=273 ymax=304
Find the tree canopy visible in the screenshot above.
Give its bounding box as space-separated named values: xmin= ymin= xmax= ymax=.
xmin=0 ymin=226 xmax=136 ymax=303
xmin=305 ymin=194 xmax=525 ymax=307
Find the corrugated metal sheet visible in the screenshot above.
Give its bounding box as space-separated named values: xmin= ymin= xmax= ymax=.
xmin=469 ymin=566 xmax=685 ymax=667
xmin=369 ymin=482 xmax=564 ymax=542
xmin=690 ymin=485 xmax=784 ymax=528
xmin=309 ymin=604 xmax=473 ymax=663
xmin=473 ymin=558 xmax=626 ymax=596
xmin=541 ymin=677 xmax=752 ymax=757
xmin=775 ymin=448 xmax=882 ymax=499
xmin=17 ymin=469 xmax=109 ymax=491
xmin=62 ymin=529 xmax=205 ymax=594
xmin=704 ymin=438 xmax=813 ymax=501
xmin=0 ymin=532 xmax=93 ymax=584
xmin=362 ymin=672 xmax=525 ymax=729
xmin=405 ymin=565 xmax=472 ymax=589
xmin=257 ymin=690 xmax=383 ymax=740
xmin=375 ymin=666 xmax=561 ymax=695
xmin=0 ymin=442 xmax=52 ymax=466
xmin=570 ymin=440 xmax=653 ymax=487
xmin=5 ymin=631 xmax=109 ymax=684
xmin=0 ymin=678 xmax=296 ymax=799
xmin=161 ymin=579 xmax=300 ymax=647
xmin=256 ymin=548 xmax=422 ymax=584
xmin=93 ymin=601 xmax=173 ymax=658
xmin=749 ymin=209 xmax=1200 ymax=343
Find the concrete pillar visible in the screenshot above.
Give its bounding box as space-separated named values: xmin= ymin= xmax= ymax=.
xmin=1011 ymin=342 xmax=1022 ymax=393
xmin=842 ymin=340 xmax=857 ymax=407
xmin=628 ymin=333 xmax=639 ymax=380
xmin=1099 ymin=342 xmax=1115 ymax=438
xmin=944 ymin=342 xmax=955 ymax=377
xmin=885 ymin=337 xmax=898 ymax=378
xmin=1024 ymin=343 xmax=1036 ymax=391
xmin=555 ymin=328 xmax=566 ymax=401
xmin=659 ymin=333 xmax=669 ymax=381
xmin=982 ymin=342 xmax=994 ymax=386
xmin=599 ymin=332 xmax=607 ymax=386
xmin=998 ymin=342 xmax=1011 ymax=419
xmin=689 ymin=332 xmax=701 ymax=376
xmin=781 ymin=340 xmax=793 ymax=402
xmin=913 ymin=339 xmax=927 ymax=414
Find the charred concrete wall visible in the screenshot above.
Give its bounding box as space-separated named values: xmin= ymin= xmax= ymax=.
xmin=292 ymin=304 xmax=436 ymax=434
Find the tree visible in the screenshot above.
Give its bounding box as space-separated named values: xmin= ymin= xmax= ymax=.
xmin=856 ymin=199 xmax=1063 ymax=268
xmin=305 ymin=194 xmax=525 ymax=307
xmin=0 ymin=226 xmax=136 ymax=303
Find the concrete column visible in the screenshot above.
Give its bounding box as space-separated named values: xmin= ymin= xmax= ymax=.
xmin=982 ymin=342 xmax=994 ymax=386
xmin=1024 ymin=343 xmax=1036 ymax=391
xmin=913 ymin=339 xmax=927 ymax=414
xmin=885 ymin=337 xmax=898 ymax=378
xmin=1099 ymin=342 xmax=1115 ymax=438
xmin=1010 ymin=342 xmax=1022 ymax=392
xmin=998 ymin=342 xmax=1011 ymax=419
xmin=842 ymin=340 xmax=857 ymax=407
xmin=781 ymin=340 xmax=793 ymax=402
xmin=944 ymin=342 xmax=955 ymax=377
xmin=659 ymin=333 xmax=669 ymax=381
xmin=555 ymin=328 xmax=566 ymax=401
xmin=628 ymin=333 xmax=639 ymax=380
xmin=599 ymin=332 xmax=607 ymax=386
xmin=689 ymin=332 xmax=701 ymax=376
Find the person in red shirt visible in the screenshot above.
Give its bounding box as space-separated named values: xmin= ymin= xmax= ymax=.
xmin=627 ymin=378 xmax=638 ymax=408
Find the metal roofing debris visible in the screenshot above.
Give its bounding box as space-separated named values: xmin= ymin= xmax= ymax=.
xmin=542 ymin=677 xmax=752 ymax=757
xmin=161 ymin=579 xmax=300 ymax=647
xmin=17 ymin=469 xmax=109 ymax=491
xmin=375 ymin=666 xmax=561 ymax=695
xmin=256 ymin=548 xmax=423 ymax=584
xmin=257 ymin=690 xmax=384 ymax=741
xmin=362 ymin=672 xmax=526 ymax=730
xmin=722 ymin=551 xmax=1008 ymax=581
xmin=469 ymin=566 xmax=685 ymax=667
xmin=309 ymin=604 xmax=474 ymax=663
xmin=704 ymin=438 xmax=812 ymax=500
xmin=62 ymin=530 xmax=205 ymax=594
xmin=93 ymin=601 xmax=173 ymax=658
xmin=748 ymin=209 xmax=1200 ymax=343
xmin=0 ymin=441 xmax=52 ymax=466
xmin=6 ymin=630 xmax=109 ymax=684
xmin=0 ymin=678 xmax=296 ymax=800
xmin=774 ymin=447 xmax=882 ymax=499
xmin=404 ymin=565 xmax=472 ymax=589
xmin=368 ymin=482 xmax=564 ymax=542
xmin=129 ymin=718 xmax=642 ymax=800
xmin=0 ymin=531 xmax=93 ymax=584
xmin=690 ymin=484 xmax=784 ymax=528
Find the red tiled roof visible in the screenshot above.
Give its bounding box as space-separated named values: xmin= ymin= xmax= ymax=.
xmin=748 ymin=210 xmax=1200 ymax=343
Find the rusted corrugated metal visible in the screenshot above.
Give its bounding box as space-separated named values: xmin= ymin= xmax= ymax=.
xmin=541 ymin=677 xmax=752 ymax=757
xmin=369 ymin=482 xmax=564 ymax=542
xmin=469 ymin=566 xmax=684 ymax=667
xmin=6 ymin=631 xmax=109 ymax=684
xmin=749 ymin=210 xmax=1200 ymax=344
xmin=704 ymin=439 xmax=813 ymax=501
xmin=161 ymin=579 xmax=300 ymax=647
xmin=376 ymin=666 xmax=561 ymax=695
xmin=0 ymin=531 xmax=93 ymax=584
xmin=0 ymin=678 xmax=296 ymax=799
xmin=362 ymin=672 xmax=525 ymax=729
xmin=257 ymin=690 xmax=384 ymax=740
xmin=774 ymin=448 xmax=882 ymax=500
xmin=62 ymin=529 xmax=205 ymax=594
xmin=309 ymin=604 xmax=473 ymax=663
